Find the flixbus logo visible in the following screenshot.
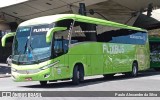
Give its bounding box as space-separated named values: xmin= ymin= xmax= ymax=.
xmin=103 ymin=44 xmax=124 ymax=54
xmin=33 ymin=28 xmax=50 ymax=33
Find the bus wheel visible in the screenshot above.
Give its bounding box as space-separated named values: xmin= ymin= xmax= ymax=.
xmin=131 ymin=62 xmax=138 ymax=77
xmin=79 ymin=66 xmax=84 ymax=82
xmin=72 ymin=65 xmax=83 ymax=85
xmin=40 ymin=81 xmax=47 ymax=86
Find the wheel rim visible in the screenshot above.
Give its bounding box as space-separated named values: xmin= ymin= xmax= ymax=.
xmin=133 ymin=65 xmax=137 ymax=75
xmin=77 ymin=70 xmax=80 ymax=79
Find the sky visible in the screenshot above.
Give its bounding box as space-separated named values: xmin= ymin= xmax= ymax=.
xmin=0 ymin=0 xmax=28 ymax=8
xmin=152 ymin=9 xmax=160 ymax=20
xmin=143 ymin=9 xmax=160 ymax=21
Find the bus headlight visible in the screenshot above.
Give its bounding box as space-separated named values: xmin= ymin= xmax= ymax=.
xmin=11 ymin=68 xmax=17 ymax=72
xmin=40 ymin=60 xmax=59 ymax=70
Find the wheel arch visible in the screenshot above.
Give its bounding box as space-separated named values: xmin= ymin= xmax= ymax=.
xmin=73 ymin=62 xmax=85 ymax=76
xmin=133 ymin=60 xmax=138 ymax=71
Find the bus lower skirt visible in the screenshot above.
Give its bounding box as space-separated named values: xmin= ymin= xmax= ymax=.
xmin=49 ymin=78 xmax=70 ymax=82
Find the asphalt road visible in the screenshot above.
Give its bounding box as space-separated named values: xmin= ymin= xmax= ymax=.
xmin=0 ymin=63 xmax=10 ymax=75
xmin=1 ymin=70 xmax=160 ymax=100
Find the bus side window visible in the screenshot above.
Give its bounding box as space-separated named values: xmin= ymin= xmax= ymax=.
xmin=53 ymin=19 xmax=74 ymax=56
xmin=71 ymin=21 xmax=97 ymax=43
xmin=96 ymin=25 xmax=120 ymax=42
xmin=96 ymin=24 xmax=147 ymax=45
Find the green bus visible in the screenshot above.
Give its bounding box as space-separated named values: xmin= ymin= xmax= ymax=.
xmin=149 ymin=36 xmax=160 ymax=71
xmin=1 ymin=14 xmax=150 ymax=85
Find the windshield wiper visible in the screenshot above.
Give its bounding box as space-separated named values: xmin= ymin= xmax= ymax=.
xmin=17 ymin=51 xmax=22 ymax=65
xmin=17 ymin=39 xmax=28 ymax=64
xmin=17 ymin=38 xmax=39 ymax=64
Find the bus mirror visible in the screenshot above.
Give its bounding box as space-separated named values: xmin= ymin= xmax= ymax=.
xmin=1 ymin=32 xmax=16 ymax=47
xmin=46 ymin=27 xmax=67 ymax=43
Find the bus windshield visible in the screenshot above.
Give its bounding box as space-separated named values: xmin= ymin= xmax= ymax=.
xmin=13 ymin=24 xmax=53 ymax=64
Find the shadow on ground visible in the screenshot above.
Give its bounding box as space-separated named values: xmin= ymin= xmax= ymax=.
xmin=20 ymin=69 xmax=160 ymax=89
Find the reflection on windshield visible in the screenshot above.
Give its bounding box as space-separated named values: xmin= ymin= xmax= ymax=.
xmin=13 ymin=24 xmax=52 ymax=64
xmin=53 ymin=30 xmax=70 ymax=57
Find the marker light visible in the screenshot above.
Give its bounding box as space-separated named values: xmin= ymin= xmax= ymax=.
xmin=25 ymin=77 xmax=32 ymax=81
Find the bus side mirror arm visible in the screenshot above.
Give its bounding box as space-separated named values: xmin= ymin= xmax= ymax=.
xmin=1 ymin=32 xmax=16 ymax=47
xmin=46 ymin=27 xmax=67 ymax=43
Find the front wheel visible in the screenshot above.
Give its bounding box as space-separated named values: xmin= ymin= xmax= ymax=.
xmin=72 ymin=66 xmax=80 ymax=85
xmin=72 ymin=65 xmax=84 ymax=85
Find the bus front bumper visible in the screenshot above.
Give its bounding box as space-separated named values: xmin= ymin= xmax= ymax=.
xmin=11 ymin=68 xmax=54 ymax=82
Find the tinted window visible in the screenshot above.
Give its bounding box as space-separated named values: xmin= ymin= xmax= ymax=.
xmin=71 ymin=21 xmax=97 ymax=43
xmin=97 ymin=25 xmax=147 ymax=45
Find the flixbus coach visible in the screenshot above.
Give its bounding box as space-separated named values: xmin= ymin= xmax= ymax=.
xmin=149 ymin=36 xmax=160 ymax=71
xmin=1 ymin=14 xmax=150 ymax=85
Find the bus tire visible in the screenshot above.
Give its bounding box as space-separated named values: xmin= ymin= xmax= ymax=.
xmin=72 ymin=65 xmax=84 ymax=85
xmin=40 ymin=81 xmax=47 ymax=86
xmin=131 ymin=62 xmax=138 ymax=77
xmin=79 ymin=66 xmax=84 ymax=82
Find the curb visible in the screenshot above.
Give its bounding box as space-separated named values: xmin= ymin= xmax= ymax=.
xmin=0 ymin=63 xmax=9 ymax=67
xmin=0 ymin=74 xmax=11 ymax=78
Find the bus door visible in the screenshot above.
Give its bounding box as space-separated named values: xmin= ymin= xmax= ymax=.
xmin=52 ymin=31 xmax=70 ymax=79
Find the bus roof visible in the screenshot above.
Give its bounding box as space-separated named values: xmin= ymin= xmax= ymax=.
xmin=19 ymin=14 xmax=147 ymax=32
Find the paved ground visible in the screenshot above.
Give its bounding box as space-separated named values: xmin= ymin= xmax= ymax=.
xmin=0 ymin=63 xmax=11 ymax=78
xmin=1 ymin=63 xmax=160 ymax=100
xmin=0 ymin=70 xmax=160 ymax=100
xmin=1 ymin=70 xmax=160 ymax=91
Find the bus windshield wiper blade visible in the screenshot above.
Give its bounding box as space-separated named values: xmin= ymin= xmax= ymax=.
xmin=24 ymin=38 xmax=39 ymax=64
xmin=17 ymin=39 xmax=28 ymax=64
xmin=18 ymin=38 xmax=39 ymax=64
xmin=17 ymin=51 xmax=22 ymax=65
